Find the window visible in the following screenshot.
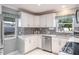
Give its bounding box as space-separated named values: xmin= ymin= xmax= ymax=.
xmin=56 ymin=15 xmax=74 ymax=33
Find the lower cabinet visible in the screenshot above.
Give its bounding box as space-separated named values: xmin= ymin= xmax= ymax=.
xmin=52 ymin=37 xmax=68 ymax=54
xmin=52 ymin=39 xmax=60 ymax=54
xmin=24 ymin=36 xmax=38 ymax=53
xmin=37 ymin=35 xmax=42 ymax=48
xmin=24 ymin=38 xmax=31 ymax=53
xmin=18 ymin=35 xmax=68 ymax=54
xmin=18 ymin=35 xmax=42 ymax=54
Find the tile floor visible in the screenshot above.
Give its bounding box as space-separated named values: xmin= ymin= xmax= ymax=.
xmin=26 ymin=49 xmax=55 ymax=55
xmin=6 ymin=49 xmax=55 ymax=55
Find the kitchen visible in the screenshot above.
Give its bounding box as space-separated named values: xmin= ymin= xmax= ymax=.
xmin=0 ymin=4 xmax=79 ymax=55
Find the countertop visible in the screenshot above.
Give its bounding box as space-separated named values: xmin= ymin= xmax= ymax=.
xmin=18 ymin=34 xmax=56 ymax=39
xmin=18 ymin=34 xmax=71 ymax=39
xmin=68 ymin=36 xmax=79 ymax=43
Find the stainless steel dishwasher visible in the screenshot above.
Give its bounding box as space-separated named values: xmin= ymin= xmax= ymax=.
xmin=42 ymin=36 xmax=52 ymax=52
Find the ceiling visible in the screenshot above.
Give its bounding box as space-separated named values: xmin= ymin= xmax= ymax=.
xmin=5 ymin=4 xmax=79 ymax=13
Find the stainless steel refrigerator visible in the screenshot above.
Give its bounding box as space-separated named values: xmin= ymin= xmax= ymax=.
xmin=0 ymin=15 xmax=3 ymax=55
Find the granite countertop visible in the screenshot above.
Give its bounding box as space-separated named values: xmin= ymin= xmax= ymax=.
xmin=18 ymin=33 xmax=71 ymax=40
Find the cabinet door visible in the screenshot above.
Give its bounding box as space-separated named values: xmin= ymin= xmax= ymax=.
xmin=29 ymin=36 xmax=36 ymax=50
xmin=52 ymin=13 xmax=56 ymax=27
xmin=33 ymin=36 xmax=38 ymax=48
xmin=33 ymin=16 xmax=40 ymax=27
xmin=20 ymin=12 xmax=28 ymax=27
xmin=59 ymin=38 xmax=68 ymax=51
xmin=40 ymin=15 xmax=47 ymax=27
xmin=52 ymin=39 xmax=60 ymax=54
xmin=46 ymin=14 xmax=53 ymax=27
xmin=28 ymin=14 xmax=34 ymax=27
xmin=25 ymin=39 xmax=30 ymax=53
xmin=37 ymin=36 xmax=42 ymax=48
xmin=25 ymin=37 xmax=34 ymax=53
xmin=46 ymin=13 xmax=56 ymax=27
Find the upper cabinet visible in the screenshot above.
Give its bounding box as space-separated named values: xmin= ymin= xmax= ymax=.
xmin=33 ymin=16 xmax=40 ymax=27
xmin=20 ymin=12 xmax=29 ymax=27
xmin=19 ymin=12 xmax=34 ymax=27
xmin=46 ymin=13 xmax=56 ymax=27
xmin=40 ymin=13 xmax=56 ymax=27
xmin=40 ymin=15 xmax=47 ymax=27
xmin=19 ymin=11 xmax=56 ymax=27
xmin=27 ymin=14 xmax=34 ymax=27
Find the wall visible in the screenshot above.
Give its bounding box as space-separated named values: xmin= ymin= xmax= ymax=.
xmin=56 ymin=8 xmax=75 ymax=16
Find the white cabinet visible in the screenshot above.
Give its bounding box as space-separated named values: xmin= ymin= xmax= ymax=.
xmin=46 ymin=14 xmax=53 ymax=27
xmin=52 ymin=37 xmax=68 ymax=54
xmin=20 ymin=11 xmax=56 ymax=27
xmin=52 ymin=38 xmax=60 ymax=54
xmin=37 ymin=35 xmax=42 ymax=48
xmin=52 ymin=13 xmax=56 ymax=27
xmin=18 ymin=35 xmax=39 ymax=53
xmin=29 ymin=36 xmax=37 ymax=50
xmin=24 ymin=36 xmax=38 ymax=53
xmin=58 ymin=37 xmax=68 ymax=50
xmin=33 ymin=16 xmax=40 ymax=27
xmin=40 ymin=15 xmax=47 ymax=27
xmin=40 ymin=13 xmax=56 ymax=27
xmin=20 ymin=12 xmax=29 ymax=27
xmin=28 ymin=14 xmax=34 ymax=27
xmin=18 ymin=35 xmax=43 ymax=54
xmin=18 ymin=37 xmax=33 ymax=53
xmin=24 ymin=38 xmax=30 ymax=53
xmin=29 ymin=35 xmax=42 ymax=49
xmin=20 ymin=12 xmax=34 ymax=27
xmin=46 ymin=13 xmax=56 ymax=27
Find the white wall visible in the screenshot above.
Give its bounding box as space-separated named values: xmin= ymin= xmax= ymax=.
xmin=56 ymin=9 xmax=75 ymax=16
